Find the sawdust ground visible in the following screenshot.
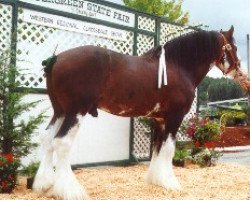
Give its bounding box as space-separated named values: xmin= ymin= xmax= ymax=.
xmin=1 ymin=163 xmax=250 ymax=200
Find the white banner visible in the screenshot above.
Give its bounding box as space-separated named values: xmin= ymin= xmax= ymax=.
xmin=22 ymin=9 xmax=128 ymax=41
xmin=19 ymin=0 xmax=135 ymax=27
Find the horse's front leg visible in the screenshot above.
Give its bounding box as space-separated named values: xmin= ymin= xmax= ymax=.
xmin=146 ymin=113 xmax=184 ymax=190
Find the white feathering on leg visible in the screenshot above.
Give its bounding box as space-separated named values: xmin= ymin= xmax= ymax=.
xmin=146 ymin=134 xmax=181 ymax=190
xmin=51 ymin=124 xmax=88 ymax=200
xmin=33 ymin=117 xmax=65 ymax=193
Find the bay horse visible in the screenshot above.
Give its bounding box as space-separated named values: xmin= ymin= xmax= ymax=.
xmin=33 ymin=26 xmax=240 ymax=200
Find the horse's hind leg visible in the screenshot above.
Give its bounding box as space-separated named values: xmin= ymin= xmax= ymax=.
xmin=33 ymin=116 xmax=65 ymax=193
xmin=146 ymin=118 xmax=181 ymax=190
xmin=50 ymin=114 xmax=88 ymax=200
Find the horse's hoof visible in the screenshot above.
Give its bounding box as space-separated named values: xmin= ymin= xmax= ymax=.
xmin=51 ymin=176 xmax=89 ymax=200
xmin=162 ymin=178 xmax=181 ymax=190
xmin=146 ymin=173 xmax=181 ymax=191
xmin=32 ymin=177 xmax=53 ymax=193
xmin=51 ymin=188 xmax=89 ymax=200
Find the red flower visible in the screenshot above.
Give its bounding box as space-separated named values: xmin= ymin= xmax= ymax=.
xmin=200 ymin=118 xmax=209 ymax=125
xmin=205 ymin=142 xmax=215 ymax=149
xmin=1 ymin=181 xmax=8 ymax=189
xmin=195 ymin=141 xmax=201 ymax=147
xmin=4 ymin=153 xmax=14 ymax=164
xmin=186 ymin=124 xmax=196 ymax=138
xmin=8 ymin=175 xmax=14 ymax=181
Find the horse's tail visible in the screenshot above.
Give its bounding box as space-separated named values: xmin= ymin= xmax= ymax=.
xmin=42 ymin=55 xmax=57 ymax=75
xmin=42 ymin=55 xmax=63 ymax=129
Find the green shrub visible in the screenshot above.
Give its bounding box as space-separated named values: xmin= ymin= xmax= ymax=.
xmin=195 ymin=121 xmax=220 ymax=144
xmin=20 ymin=161 xmax=40 ymax=178
xmin=0 ymin=47 xmax=45 ymax=193
xmin=173 ymin=148 xmax=191 ymax=162
xmin=192 ymin=148 xmax=222 ymax=167
xmin=220 ymin=110 xmax=247 ymax=126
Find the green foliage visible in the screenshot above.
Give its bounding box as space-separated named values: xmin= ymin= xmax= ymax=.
xmin=192 ymin=148 xmax=222 ymax=167
xmin=0 ymin=49 xmax=45 ymax=157
xmin=182 ymin=115 xmax=222 ymax=167
xmin=241 ymin=104 xmax=250 ymax=124
xmin=123 ymin=0 xmax=189 ymax=24
xmin=0 ymin=47 xmax=45 ymax=192
xmin=173 ymin=148 xmax=190 ymax=161
xmin=197 ymin=77 xmax=213 ymax=105
xmin=220 ymin=110 xmax=247 ymax=127
xmin=20 ymin=161 xmax=40 ymax=177
xmin=199 ymin=107 xmax=219 ymax=119
xmin=184 ymin=116 xmax=220 ymax=145
xmin=195 ymin=121 xmax=220 ymax=144
xmin=198 ymin=77 xmax=245 ymax=106
xmin=0 ymin=154 xmax=20 ymax=193
xmin=208 ymin=78 xmax=244 ymax=102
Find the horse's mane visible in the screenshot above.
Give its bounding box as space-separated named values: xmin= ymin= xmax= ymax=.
xmin=144 ymin=30 xmax=221 ymax=69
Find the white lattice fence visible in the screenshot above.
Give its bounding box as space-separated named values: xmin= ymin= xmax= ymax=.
xmin=160 ymin=23 xmax=193 ymax=45
xmin=138 ymin=16 xmax=155 ymax=33
xmin=132 ymin=15 xmax=156 ymax=159
xmin=137 ymin=34 xmax=154 ymax=56
xmin=133 ymin=118 xmax=151 ymax=160
xmin=0 ymin=3 xmax=13 ymax=140
xmin=0 ymin=4 xmax=12 ymax=52
xmin=16 ymin=9 xmax=134 ymax=89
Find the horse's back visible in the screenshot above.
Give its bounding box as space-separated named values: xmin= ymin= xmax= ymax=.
xmin=49 ymin=45 xmax=111 ymax=114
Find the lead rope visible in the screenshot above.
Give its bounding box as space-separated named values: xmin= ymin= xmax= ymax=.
xmin=158 ymin=46 xmax=168 ymax=88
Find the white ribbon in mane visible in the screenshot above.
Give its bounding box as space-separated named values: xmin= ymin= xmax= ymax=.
xmin=158 ymin=46 xmax=167 ymax=88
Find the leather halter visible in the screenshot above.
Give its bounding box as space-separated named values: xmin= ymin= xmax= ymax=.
xmin=217 ymin=33 xmax=240 ymax=75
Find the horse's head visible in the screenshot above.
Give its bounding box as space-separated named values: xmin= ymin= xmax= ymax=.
xmin=215 ymin=26 xmax=240 ymax=75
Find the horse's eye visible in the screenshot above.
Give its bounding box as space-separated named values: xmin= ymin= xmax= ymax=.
xmin=226 ymin=44 xmax=232 ymax=51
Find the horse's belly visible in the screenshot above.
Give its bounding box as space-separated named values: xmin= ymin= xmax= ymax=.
xmin=98 ymin=100 xmax=164 ymax=118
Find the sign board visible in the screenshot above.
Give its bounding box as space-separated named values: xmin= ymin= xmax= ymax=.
xmin=21 ymin=9 xmax=128 ymax=41
xmin=20 ymin=0 xmax=135 ymax=27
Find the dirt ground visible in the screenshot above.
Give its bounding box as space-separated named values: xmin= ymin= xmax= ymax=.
xmin=215 ymin=126 xmax=250 ymax=147
xmin=1 ymin=163 xmax=250 ymax=200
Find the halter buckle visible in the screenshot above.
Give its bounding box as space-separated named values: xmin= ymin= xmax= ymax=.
xmin=222 ymin=44 xmax=232 ymax=51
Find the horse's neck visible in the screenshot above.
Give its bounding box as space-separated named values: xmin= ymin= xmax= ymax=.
xmin=190 ymin=63 xmax=212 ymax=87
xmin=165 ymin=31 xmax=221 ymax=88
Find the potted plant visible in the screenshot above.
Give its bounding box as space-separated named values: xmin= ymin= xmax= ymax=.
xmin=184 ymin=115 xmax=222 ymax=167
xmin=20 ymin=162 xmax=40 ymax=189
xmin=173 ymin=147 xmax=191 ymax=167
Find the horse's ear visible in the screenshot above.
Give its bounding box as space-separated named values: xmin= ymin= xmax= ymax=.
xmin=229 ymin=25 xmax=234 ymax=36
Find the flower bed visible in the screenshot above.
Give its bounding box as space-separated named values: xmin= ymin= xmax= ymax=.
xmin=215 ymin=126 xmax=250 ymax=147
